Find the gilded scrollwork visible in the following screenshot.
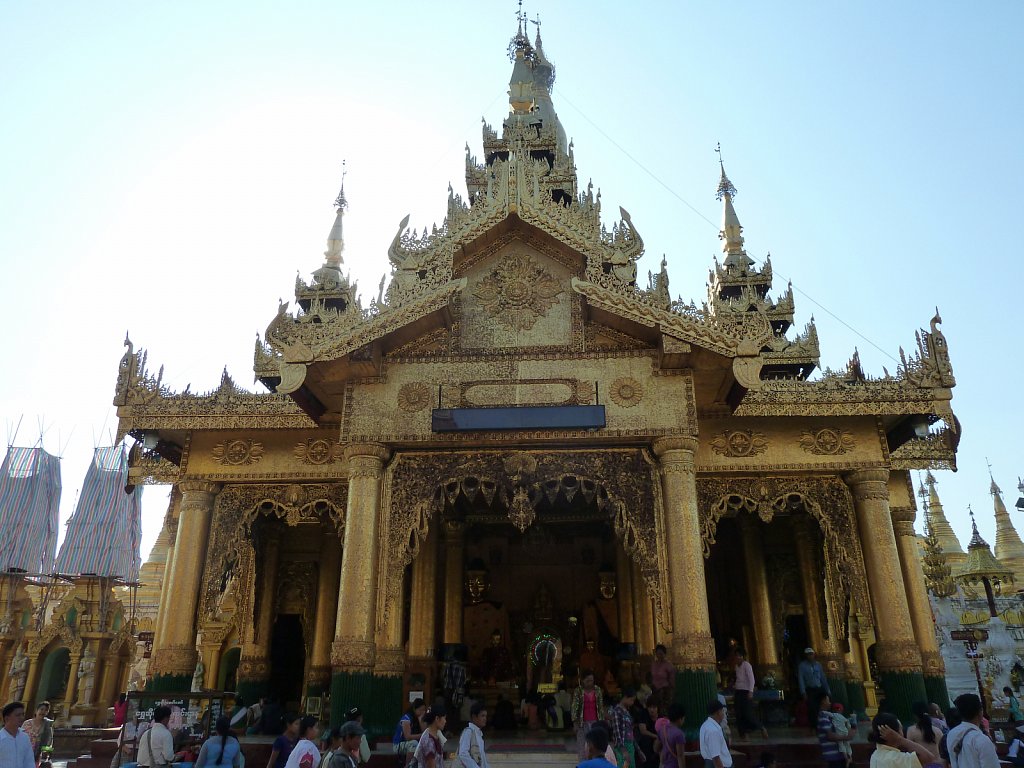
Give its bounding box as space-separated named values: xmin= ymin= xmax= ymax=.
xmin=380 ymin=449 xmax=667 ymax=631
xmin=697 ymin=476 xmax=872 ymax=642
xmin=212 ymin=440 xmax=264 ymax=466
xmin=294 ymin=438 xmax=343 ymax=465
xmin=799 ymin=428 xmax=855 ymax=456
xmin=472 ymin=253 xmax=564 ymax=331
xmin=709 ymin=430 xmax=768 ymax=458
xmin=198 ymin=483 xmax=347 ymax=643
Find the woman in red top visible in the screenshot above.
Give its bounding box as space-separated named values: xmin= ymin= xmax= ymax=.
xmin=572 ymin=671 xmax=606 ymax=760
xmin=113 ymin=694 xmax=129 ymax=728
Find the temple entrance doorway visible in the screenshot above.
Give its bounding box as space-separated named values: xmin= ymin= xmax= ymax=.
xmin=38 ymin=646 xmax=71 ymax=706
xmin=269 ymin=615 xmax=304 ymax=709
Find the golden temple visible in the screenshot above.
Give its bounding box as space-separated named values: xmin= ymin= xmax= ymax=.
xmin=2 ymin=21 xmax=963 ymax=729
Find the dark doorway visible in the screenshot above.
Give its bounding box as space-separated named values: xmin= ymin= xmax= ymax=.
xmin=784 ymin=614 xmax=810 ymax=688
xmin=269 ymin=614 xmax=305 ymax=709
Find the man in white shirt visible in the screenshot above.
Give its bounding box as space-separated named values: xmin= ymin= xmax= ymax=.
xmin=947 ymin=693 xmax=999 ymax=768
xmin=1 ymin=701 xmax=35 ymax=768
xmin=700 ymin=700 xmax=733 ymax=768
xmin=458 ymin=702 xmax=490 ymax=768
xmin=137 ymin=705 xmax=180 ymax=768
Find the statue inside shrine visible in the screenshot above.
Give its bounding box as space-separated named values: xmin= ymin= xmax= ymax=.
xmin=481 ymin=629 xmax=515 ymax=684
xmin=9 ymin=645 xmax=28 ymax=700
xmin=526 ymin=630 xmax=562 ymax=692
xmin=578 ymin=640 xmax=607 ymax=686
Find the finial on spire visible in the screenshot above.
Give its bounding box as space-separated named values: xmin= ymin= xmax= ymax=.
xmin=334 ymin=160 xmax=348 ymax=210
xmin=988 ymin=458 xmax=1003 ymax=496
xmin=715 ymin=142 xmax=737 ymax=201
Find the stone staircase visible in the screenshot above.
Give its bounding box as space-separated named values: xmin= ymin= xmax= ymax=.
xmin=487 ymin=749 xmax=578 ymax=768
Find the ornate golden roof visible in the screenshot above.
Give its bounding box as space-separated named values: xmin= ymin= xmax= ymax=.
xmin=955 ymin=508 xmax=1013 ymax=586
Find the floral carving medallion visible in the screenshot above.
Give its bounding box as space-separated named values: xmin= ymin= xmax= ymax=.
xmin=397 ymin=382 xmax=431 ymax=412
xmin=710 ymin=430 xmax=768 ymax=458
xmin=799 ymin=427 xmax=855 ymax=455
xmin=294 ymin=438 xmax=341 ymax=465
xmin=212 ymin=439 xmax=264 ymax=466
xmin=472 ymin=253 xmax=564 ymax=331
xmin=609 ymin=377 xmax=644 ymax=408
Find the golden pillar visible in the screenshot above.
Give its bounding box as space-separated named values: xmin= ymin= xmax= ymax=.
xmin=239 ymin=527 xmax=280 ymax=695
xmin=97 ymin=644 xmax=121 ymax=711
xmin=652 ymin=436 xmax=716 ymax=709
xmin=330 ymin=444 xmax=388 ymax=721
xmin=442 ymin=520 xmax=464 ymax=645
xmin=845 ymin=469 xmax=925 ymax=721
xmin=891 ymin=504 xmax=950 ymax=706
xmin=23 ymin=654 xmax=41 ymax=708
xmin=308 ymin=530 xmax=342 ymax=694
xmin=739 ymin=516 xmax=780 ymax=678
xmin=374 ymin=569 xmax=407 ymax=677
xmin=153 ymin=489 xmax=181 ymax=651
xmin=150 ymin=480 xmax=220 ymax=684
xmin=65 ymin=651 xmax=82 ymax=709
xmin=200 ymin=642 xmax=221 ymax=690
xmin=408 ymin=526 xmax=438 ymax=662
xmin=631 ymin=561 xmax=655 ymax=658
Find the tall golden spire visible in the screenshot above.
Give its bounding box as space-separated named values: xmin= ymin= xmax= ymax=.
xmin=715 ymin=144 xmax=751 ymax=270
xmin=921 ymin=514 xmax=956 ymax=598
xmin=922 ymin=471 xmax=965 ymax=562
xmin=990 ymin=470 xmax=1024 ymax=579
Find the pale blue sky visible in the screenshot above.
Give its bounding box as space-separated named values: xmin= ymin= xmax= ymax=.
xmin=1 ymin=1 xmax=1021 ymax=561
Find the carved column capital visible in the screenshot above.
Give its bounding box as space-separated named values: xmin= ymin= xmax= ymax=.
xmin=652 ymin=436 xmax=699 ymax=459
xmin=892 ymin=519 xmax=916 ymax=537
xmin=890 ymin=505 xmax=917 ymax=526
xmin=343 ymin=443 xmax=390 ymax=472
xmin=177 ymin=479 xmax=223 ymax=496
xmin=443 ymin=519 xmax=465 ymax=541
xmin=305 ymin=664 xmax=332 ymax=686
xmin=844 ymin=468 xmax=890 ymax=501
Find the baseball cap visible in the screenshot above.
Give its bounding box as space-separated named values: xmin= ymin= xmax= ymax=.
xmin=339 ymin=721 xmax=365 ymax=738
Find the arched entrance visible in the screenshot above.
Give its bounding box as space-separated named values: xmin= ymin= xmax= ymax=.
xmin=219 ymin=647 xmax=241 ymax=691
xmin=38 ymin=646 xmax=71 ymax=703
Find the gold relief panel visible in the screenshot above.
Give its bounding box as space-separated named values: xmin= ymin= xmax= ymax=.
xmin=608 ymin=377 xmax=644 ymax=408
xmin=397 ymin=382 xmax=432 ymax=413
xmin=472 ymin=252 xmax=564 ymax=331
xmin=709 ymin=429 xmax=768 ymax=458
xmin=212 ymin=439 xmax=264 ymax=466
xmin=799 ymin=427 xmax=855 ymax=455
xmin=293 ymin=438 xmax=343 ymax=465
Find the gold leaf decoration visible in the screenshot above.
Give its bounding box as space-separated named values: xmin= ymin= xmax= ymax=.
xmin=799 ymin=427 xmax=855 ymax=455
xmin=293 ymin=438 xmax=341 ymax=465
xmin=397 ymin=382 xmax=432 ymax=412
xmin=609 ymin=377 xmax=644 ymax=408
xmin=472 ymin=253 xmax=564 ymax=331
xmin=212 ymin=439 xmax=264 ymax=466
xmin=709 ymin=430 xmax=769 ymax=458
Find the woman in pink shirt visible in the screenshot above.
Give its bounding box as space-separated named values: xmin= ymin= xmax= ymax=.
xmin=649 ymin=645 xmax=676 ymax=707
xmin=572 ymin=671 xmax=606 ymax=760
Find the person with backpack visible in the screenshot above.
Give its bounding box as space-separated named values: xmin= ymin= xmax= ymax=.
xmin=195 ymin=715 xmax=243 ymax=768
xmin=946 ymin=694 xmax=999 ymax=768
xmin=656 ymin=704 xmax=687 ymax=768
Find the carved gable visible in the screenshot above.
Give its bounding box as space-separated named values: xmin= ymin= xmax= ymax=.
xmin=457 ymin=239 xmax=576 ymax=352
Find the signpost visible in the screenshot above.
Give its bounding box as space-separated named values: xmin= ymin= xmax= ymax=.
xmin=953 ymin=629 xmax=990 ymax=716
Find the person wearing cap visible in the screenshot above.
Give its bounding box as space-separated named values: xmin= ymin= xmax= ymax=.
xmin=798 ymin=648 xmax=830 ymax=703
xmin=699 ymin=699 xmax=732 ymax=768
xmin=330 ymin=722 xmax=366 ymax=768
xmin=344 ymin=707 xmax=371 ymax=765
